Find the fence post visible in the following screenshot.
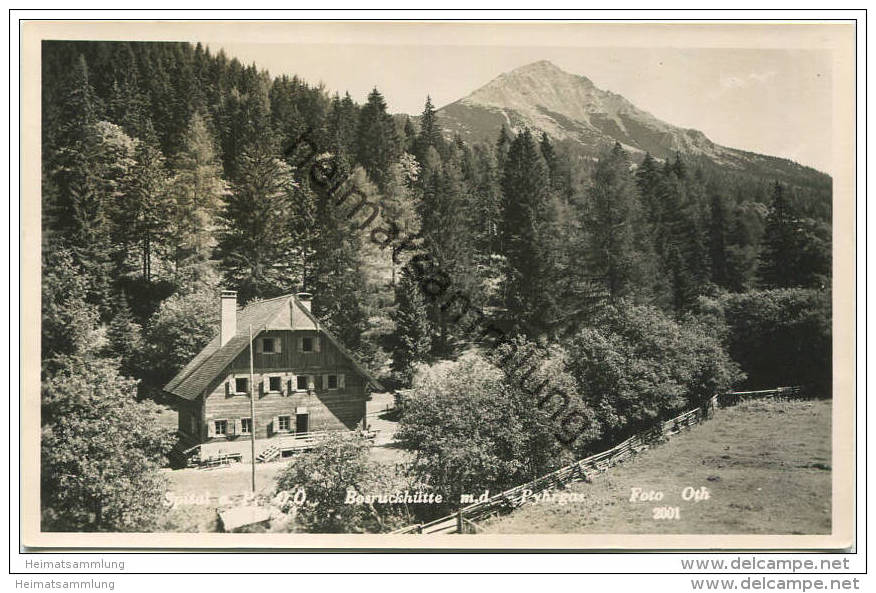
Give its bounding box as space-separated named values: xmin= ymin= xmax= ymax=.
xmin=457 ymin=509 xmax=463 ymax=534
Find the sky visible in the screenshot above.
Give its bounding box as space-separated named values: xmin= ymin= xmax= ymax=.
xmin=213 ymin=24 xmax=835 ymax=173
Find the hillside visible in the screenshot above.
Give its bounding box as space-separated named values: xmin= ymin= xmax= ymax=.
xmin=435 ymin=60 xmax=831 ymax=193
xmin=482 ymin=398 xmax=831 ymax=534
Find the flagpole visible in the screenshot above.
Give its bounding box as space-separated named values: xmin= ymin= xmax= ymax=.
xmin=249 ymin=324 xmax=256 ymax=495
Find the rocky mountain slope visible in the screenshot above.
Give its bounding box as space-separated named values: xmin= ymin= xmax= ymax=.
xmin=434 ymin=60 xmax=830 ymax=189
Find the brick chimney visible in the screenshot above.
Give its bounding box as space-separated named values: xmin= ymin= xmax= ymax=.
xmin=220 ymin=290 xmax=237 ymax=346
xmin=296 ymin=292 xmax=313 ymax=312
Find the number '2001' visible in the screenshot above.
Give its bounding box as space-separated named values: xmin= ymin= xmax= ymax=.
xmin=652 ymin=506 xmax=681 ymax=520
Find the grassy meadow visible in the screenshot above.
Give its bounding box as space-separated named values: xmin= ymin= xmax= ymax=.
xmin=482 ymin=398 xmax=832 ymax=535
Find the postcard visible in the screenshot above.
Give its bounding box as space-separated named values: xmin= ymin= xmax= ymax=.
xmin=19 ymin=19 xmax=856 ymax=550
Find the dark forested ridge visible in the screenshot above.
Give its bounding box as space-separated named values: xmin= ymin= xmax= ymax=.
xmin=40 ymin=41 xmax=832 ymax=531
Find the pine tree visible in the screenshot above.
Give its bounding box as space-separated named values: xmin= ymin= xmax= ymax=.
xmin=415 ymin=95 xmax=444 ymax=161
xmin=463 ymin=143 xmax=502 ymax=263
xmin=635 ymin=152 xmax=661 ymax=220
xmin=655 ymin=166 xmax=702 ymax=312
xmin=168 ymin=111 xmax=229 ymax=272
xmin=105 ymin=298 xmax=144 ymax=380
xmin=539 ymin=132 xmax=558 ymax=185
xmin=355 ymin=88 xmax=400 ymax=191
xmin=585 ymin=143 xmax=641 ymax=302
xmin=403 ymin=117 xmax=417 ymax=153
xmin=708 ymin=184 xmax=730 ymax=287
xmin=500 ymin=129 xmax=557 ymax=335
xmin=634 ymin=156 xmax=710 ymax=313
xmin=759 ymin=181 xmax=807 ymax=288
xmin=46 ymin=54 xmax=103 ymax=237
xmin=106 ymin=78 xmax=150 ymax=139
xmin=308 ymin=165 xmax=370 ymax=353
xmin=326 ymin=92 xmax=359 ymax=161
xmin=219 ymin=66 xmax=275 ymax=181
xmin=725 ymin=198 xmax=767 ymax=292
xmin=539 ymin=132 xmax=574 ymax=200
xmin=380 ymin=154 xmax=422 ymax=286
xmin=139 ymin=43 xmax=178 ymax=155
xmin=46 ymin=56 xmax=142 ymax=314
xmin=422 ymin=148 xmax=481 ymax=353
xmin=122 ymin=122 xmax=174 ymax=283
xmin=495 ymin=126 xmax=513 ymax=171
xmin=391 ymin=266 xmax=433 ymax=385
xmin=217 ymin=141 xmax=300 ymax=302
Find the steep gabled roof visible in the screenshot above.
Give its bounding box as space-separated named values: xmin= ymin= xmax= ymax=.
xmin=164 ymin=293 xmax=383 ymax=401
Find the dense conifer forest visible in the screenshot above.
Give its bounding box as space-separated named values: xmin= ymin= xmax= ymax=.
xmin=40 ymin=41 xmax=832 ymax=532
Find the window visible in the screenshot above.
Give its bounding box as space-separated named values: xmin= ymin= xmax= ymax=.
xmin=277 ymin=416 xmax=291 ymax=432
xmin=296 ymin=375 xmax=309 ymax=391
xmin=327 ymin=374 xmax=338 ymax=390
xmin=235 ymin=377 xmax=248 ymax=394
xmin=301 ymin=336 xmax=314 ymax=352
xmin=214 ymin=420 xmax=228 ymax=436
xmin=261 ymin=337 xmax=278 ymax=353
xmin=240 ymin=418 xmax=252 ymax=435
xmin=269 ymin=376 xmax=282 ymax=392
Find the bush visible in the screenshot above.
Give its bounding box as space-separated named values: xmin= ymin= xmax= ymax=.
xmin=140 ymin=287 xmax=219 ymax=388
xmin=565 ymin=303 xmax=744 ymax=441
xmin=396 ymin=343 xmax=596 ymax=512
xmin=273 ymin=432 xmax=413 ymax=533
xmin=41 ymin=248 xmax=102 ymax=365
xmin=41 ymin=356 xmax=175 ymax=531
xmin=711 ymin=288 xmax=831 ymax=392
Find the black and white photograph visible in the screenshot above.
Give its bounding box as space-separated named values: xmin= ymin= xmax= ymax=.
xmin=20 ymin=19 xmax=856 ymax=550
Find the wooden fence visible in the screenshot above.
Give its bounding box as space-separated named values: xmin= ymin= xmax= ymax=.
xmin=391 ymin=386 xmax=802 ymax=534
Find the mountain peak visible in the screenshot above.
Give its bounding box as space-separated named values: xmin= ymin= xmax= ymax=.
xmin=502 ymin=60 xmax=593 ymax=85
xmin=442 ymin=60 xmax=716 ymax=160
xmin=511 ymin=59 xmax=564 ymax=74
xmin=435 ymin=61 xmax=829 ymax=182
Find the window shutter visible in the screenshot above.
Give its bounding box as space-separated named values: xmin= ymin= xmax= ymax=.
xmin=207 ymin=421 xmax=216 ymax=438
xmin=272 ymin=416 xmax=279 ymax=435
xmin=315 ymin=335 xmax=322 ymax=352
xmin=313 ymin=375 xmax=322 ymax=391
xmin=225 ymin=380 xmax=231 ymax=397
xmin=297 ymin=337 xmax=303 ymax=352
xmin=234 ymin=419 xmax=242 ymax=435
xmin=275 ymin=338 xmax=282 ymax=354
xmin=261 ymin=377 xmax=267 ymax=396
xmin=339 ymin=374 xmax=346 ymax=389
xmin=255 ymin=338 xmax=263 ymax=354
